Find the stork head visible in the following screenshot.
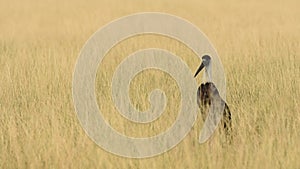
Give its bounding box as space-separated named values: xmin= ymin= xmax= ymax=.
xmin=194 ymin=55 xmax=211 ymax=77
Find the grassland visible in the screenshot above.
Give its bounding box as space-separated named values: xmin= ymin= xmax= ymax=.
xmin=0 ymin=0 xmax=299 ymax=168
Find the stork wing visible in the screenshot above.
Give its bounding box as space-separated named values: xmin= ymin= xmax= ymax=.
xmin=196 ymin=85 xmax=203 ymax=108
xmin=198 ymin=96 xmax=225 ymax=143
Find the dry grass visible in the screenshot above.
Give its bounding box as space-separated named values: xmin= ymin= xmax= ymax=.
xmin=0 ymin=0 xmax=299 ymax=168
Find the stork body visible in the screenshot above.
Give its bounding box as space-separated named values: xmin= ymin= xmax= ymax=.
xmin=197 ymin=82 xmax=232 ymax=136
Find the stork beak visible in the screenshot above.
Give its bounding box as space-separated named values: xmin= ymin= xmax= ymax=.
xmin=194 ymin=62 xmax=205 ymax=77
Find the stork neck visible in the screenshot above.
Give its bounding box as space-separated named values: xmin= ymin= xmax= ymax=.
xmin=204 ymin=64 xmax=212 ymax=82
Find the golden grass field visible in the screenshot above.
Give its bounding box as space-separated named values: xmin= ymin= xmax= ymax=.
xmin=1 ymin=0 xmax=299 ymax=168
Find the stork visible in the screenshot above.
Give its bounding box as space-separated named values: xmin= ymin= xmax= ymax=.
xmin=194 ymin=55 xmax=232 ymax=139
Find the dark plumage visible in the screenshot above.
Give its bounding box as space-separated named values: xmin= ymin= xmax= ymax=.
xmin=197 ymin=82 xmax=232 ymax=137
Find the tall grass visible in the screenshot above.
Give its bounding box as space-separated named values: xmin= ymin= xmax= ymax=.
xmin=0 ymin=0 xmax=299 ymax=168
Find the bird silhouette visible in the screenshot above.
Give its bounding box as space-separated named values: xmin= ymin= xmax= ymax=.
xmin=194 ymin=55 xmax=232 ymax=141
